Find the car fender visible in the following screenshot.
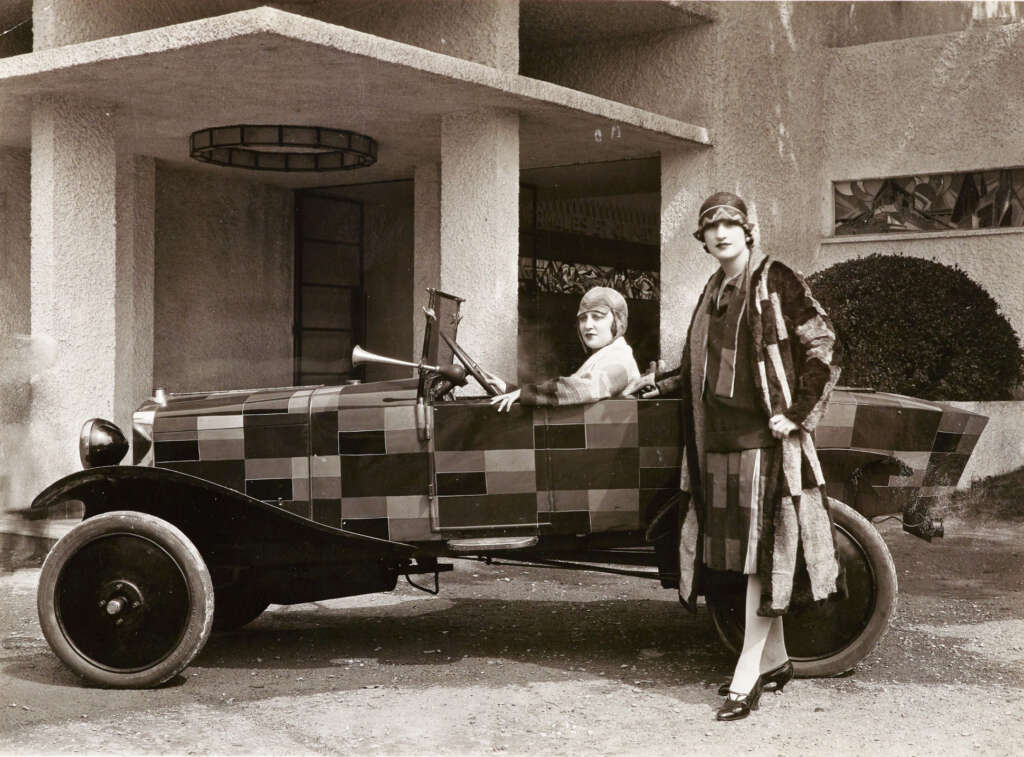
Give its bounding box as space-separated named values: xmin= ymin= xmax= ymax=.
xmin=816 ymin=448 xmax=913 ymax=518
xmin=30 ymin=465 xmax=415 ymax=561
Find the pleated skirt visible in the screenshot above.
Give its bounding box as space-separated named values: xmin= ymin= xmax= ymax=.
xmin=702 ymin=447 xmax=773 ymax=575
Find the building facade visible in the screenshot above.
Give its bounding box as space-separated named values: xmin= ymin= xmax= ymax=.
xmin=1 ymin=0 xmax=1022 ymax=519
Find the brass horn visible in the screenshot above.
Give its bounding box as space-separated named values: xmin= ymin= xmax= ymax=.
xmin=352 ymin=345 xmax=467 ymax=385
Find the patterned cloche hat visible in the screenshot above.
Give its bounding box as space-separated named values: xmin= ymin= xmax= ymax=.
xmin=693 ymin=191 xmax=754 ymax=240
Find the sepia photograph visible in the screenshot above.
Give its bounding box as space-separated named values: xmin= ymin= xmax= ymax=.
xmin=1 ymin=0 xmax=1023 ymax=754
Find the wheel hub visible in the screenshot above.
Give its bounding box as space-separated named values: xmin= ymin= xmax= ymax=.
xmin=97 ymin=580 xmax=144 ymax=627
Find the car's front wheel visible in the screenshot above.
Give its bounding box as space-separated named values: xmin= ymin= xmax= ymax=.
xmin=37 ymin=510 xmax=214 ymax=688
xmin=705 ymin=498 xmax=897 ymax=678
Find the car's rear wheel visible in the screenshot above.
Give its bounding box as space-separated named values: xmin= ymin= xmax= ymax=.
xmin=705 ymin=499 xmax=897 ymax=678
xmin=37 ymin=511 xmax=214 ymax=688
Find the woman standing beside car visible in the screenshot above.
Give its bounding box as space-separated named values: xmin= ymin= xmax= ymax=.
xmin=630 ymin=191 xmax=844 ymax=721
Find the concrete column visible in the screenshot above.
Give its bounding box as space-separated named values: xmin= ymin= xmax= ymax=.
xmin=659 ymin=146 xmax=715 ymax=366
xmin=440 ymin=109 xmax=519 ymax=388
xmin=115 ymin=155 xmax=156 ymax=436
xmin=413 ymin=163 xmax=442 ymax=357
xmin=29 ymin=97 xmax=153 ymax=485
xmin=0 ymin=149 xmax=32 ymax=512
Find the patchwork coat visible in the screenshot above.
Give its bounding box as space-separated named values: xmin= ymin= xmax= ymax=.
xmin=656 ymin=251 xmax=844 ymax=616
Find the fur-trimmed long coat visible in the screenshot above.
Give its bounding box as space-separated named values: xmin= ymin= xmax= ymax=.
xmin=656 ymin=250 xmax=844 ymax=616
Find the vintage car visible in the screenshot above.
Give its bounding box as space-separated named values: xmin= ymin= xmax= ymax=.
xmin=31 ymin=290 xmax=987 ymax=688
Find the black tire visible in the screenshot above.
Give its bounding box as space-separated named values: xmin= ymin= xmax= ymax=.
xmin=212 ymin=584 xmax=270 ymax=631
xmin=706 ymin=499 xmax=897 ymax=678
xmin=37 ymin=511 xmax=214 ymax=688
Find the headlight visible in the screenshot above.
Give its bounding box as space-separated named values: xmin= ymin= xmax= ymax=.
xmin=79 ymin=418 xmax=129 ymax=469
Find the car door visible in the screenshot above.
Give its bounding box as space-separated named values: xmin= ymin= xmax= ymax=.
xmin=533 ymin=397 xmax=683 ymax=536
xmin=429 ymin=399 xmax=541 ymax=535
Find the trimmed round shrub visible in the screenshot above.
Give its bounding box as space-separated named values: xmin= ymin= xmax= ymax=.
xmin=807 ymin=254 xmax=1024 ymax=400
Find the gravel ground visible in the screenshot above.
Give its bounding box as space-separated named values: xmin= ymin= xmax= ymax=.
xmin=1 ymin=516 xmax=1022 ymax=756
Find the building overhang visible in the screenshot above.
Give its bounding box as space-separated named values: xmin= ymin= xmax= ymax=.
xmin=0 ymin=6 xmax=711 ymax=186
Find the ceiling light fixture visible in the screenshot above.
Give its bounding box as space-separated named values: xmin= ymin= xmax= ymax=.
xmin=189 ymin=124 xmax=377 ymax=172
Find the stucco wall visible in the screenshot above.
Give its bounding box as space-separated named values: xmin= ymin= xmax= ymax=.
xmin=31 ymin=0 xmax=518 ymax=69
xmin=818 ymin=20 xmax=1024 ymax=337
xmin=0 ymin=148 xmax=29 ymax=348
xmin=827 ymin=1 xmax=1023 ymax=47
xmin=440 ymin=109 xmax=520 ymax=387
xmin=0 ymin=147 xmax=31 ymax=511
xmin=550 ymin=2 xmax=833 ymax=362
xmin=154 ymin=164 xmax=293 ymax=392
xmin=825 ymin=21 xmax=1024 ymax=188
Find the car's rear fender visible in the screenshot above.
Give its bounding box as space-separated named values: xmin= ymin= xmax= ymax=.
xmin=30 ymin=465 xmax=416 ymax=570
xmin=817 ymin=448 xmax=915 ymax=519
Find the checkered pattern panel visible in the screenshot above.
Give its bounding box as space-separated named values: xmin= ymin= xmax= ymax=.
xmin=533 ymin=399 xmax=682 ymax=535
xmin=817 ymin=390 xmax=989 ymax=505
xmin=432 ymin=404 xmax=538 ymax=530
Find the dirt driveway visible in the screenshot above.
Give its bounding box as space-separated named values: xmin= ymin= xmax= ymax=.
xmin=2 ymin=517 xmax=1022 ymax=756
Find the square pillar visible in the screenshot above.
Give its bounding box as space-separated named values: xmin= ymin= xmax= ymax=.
xmin=440 ymin=109 xmax=519 ymax=387
xmin=659 ymin=146 xmax=715 ymax=365
xmin=413 ymin=162 xmax=442 ymax=357
xmin=30 ymin=97 xmax=154 ymax=485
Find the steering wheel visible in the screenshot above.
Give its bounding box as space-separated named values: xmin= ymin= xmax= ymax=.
xmin=439 ymin=332 xmax=500 ymax=397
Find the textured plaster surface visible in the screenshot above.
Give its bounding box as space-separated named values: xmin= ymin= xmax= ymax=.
xmin=440 ymin=109 xmax=519 ymax=388
xmin=29 ymin=97 xmax=119 ymax=485
xmin=114 ymin=155 xmax=155 ymax=437
xmin=949 ymin=401 xmax=1024 ymax=484
xmin=413 ymin=163 xmax=442 ymax=359
xmin=634 ymin=3 xmax=829 ymax=362
xmin=0 ymin=147 xmax=30 ymax=511
xmin=0 ymin=7 xmax=708 ymax=187
xmin=815 ymin=231 xmax=1024 ymax=354
xmin=826 ymin=1 xmax=1023 ymax=47
xmin=0 ymin=147 xmax=29 ymax=344
xmin=31 ymin=0 xmax=518 ymax=71
xmin=825 ymin=21 xmax=1024 ymax=184
xmin=154 ymin=164 xmax=293 ymax=393
xmin=520 ymin=0 xmax=709 ymax=58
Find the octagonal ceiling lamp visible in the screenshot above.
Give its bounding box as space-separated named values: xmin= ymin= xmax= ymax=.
xmin=189 ymin=124 xmax=377 ymax=172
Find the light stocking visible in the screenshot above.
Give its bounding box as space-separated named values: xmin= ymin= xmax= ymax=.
xmin=727 ymin=574 xmax=772 ymax=697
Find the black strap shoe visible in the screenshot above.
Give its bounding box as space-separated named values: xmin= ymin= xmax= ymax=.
xmin=715 ymin=679 xmax=763 ymax=722
xmin=717 ymin=659 xmax=793 ymax=696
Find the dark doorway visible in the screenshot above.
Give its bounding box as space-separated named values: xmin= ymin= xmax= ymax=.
xmin=293 ymin=192 xmax=365 ymax=385
xmin=518 ymin=158 xmax=660 ymax=384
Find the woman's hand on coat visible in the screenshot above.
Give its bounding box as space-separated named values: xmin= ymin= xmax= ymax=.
xmin=769 ymin=413 xmax=800 ymax=439
xmin=490 ymin=388 xmax=521 ymax=412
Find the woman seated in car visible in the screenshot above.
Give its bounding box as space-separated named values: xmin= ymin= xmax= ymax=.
xmin=485 ymin=286 xmax=641 ymax=412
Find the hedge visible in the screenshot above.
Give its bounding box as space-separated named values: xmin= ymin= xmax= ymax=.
xmin=807 ymin=254 xmax=1024 ymax=401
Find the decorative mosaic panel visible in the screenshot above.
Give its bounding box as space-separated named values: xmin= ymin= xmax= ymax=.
xmin=834 ymin=168 xmax=1024 ymax=235
xmin=519 ymin=257 xmax=659 ymax=301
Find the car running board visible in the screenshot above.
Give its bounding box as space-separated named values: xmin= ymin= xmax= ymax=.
xmin=445 ymin=536 xmax=539 ymax=553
